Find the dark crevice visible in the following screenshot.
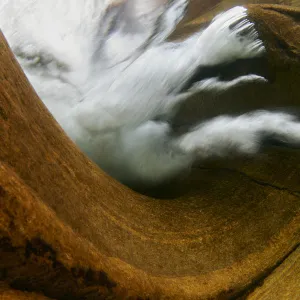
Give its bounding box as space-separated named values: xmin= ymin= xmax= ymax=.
xmin=197 ymin=166 xmax=300 ymax=197
xmin=232 ymin=244 xmax=300 ymax=300
xmin=0 ymin=105 xmax=8 ymax=120
xmin=179 ymin=56 xmax=270 ymax=93
xmin=262 ymin=6 xmax=300 ymax=23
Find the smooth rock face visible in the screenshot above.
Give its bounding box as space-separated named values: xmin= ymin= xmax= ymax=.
xmin=0 ymin=2 xmax=300 ymax=299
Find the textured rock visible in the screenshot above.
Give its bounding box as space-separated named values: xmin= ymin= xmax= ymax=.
xmin=0 ymin=2 xmax=300 ymax=299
